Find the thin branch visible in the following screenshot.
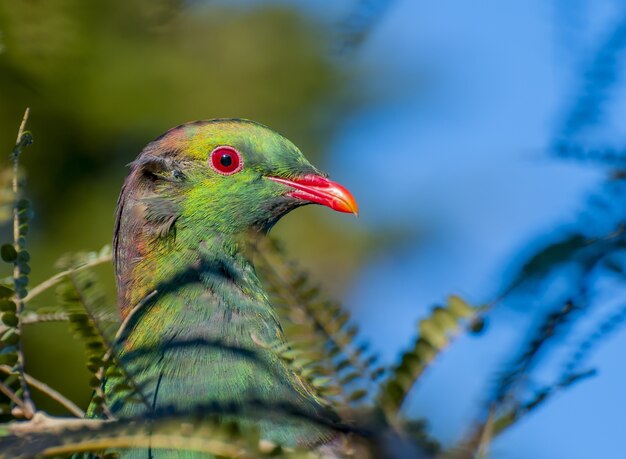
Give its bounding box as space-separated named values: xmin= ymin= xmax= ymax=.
xmin=0 ymin=365 xmax=84 ymax=418
xmin=7 ymin=412 xmax=107 ymax=435
xmin=14 ymin=108 xmax=29 ymax=145
xmin=2 ymin=416 xmax=252 ymax=459
xmin=21 ymin=312 xmax=71 ymax=324
xmin=113 ymin=290 xmax=157 ymax=342
xmin=0 ymin=381 xmax=26 ymax=411
xmin=0 ymin=311 xmax=117 ymax=335
xmin=23 ymin=253 xmax=112 ymax=304
xmin=11 ymin=107 xmax=35 ymax=419
xmin=41 ymin=434 xmax=253 ymax=459
xmin=475 ymin=407 xmax=494 ymax=459
xmin=0 ymin=401 xmax=358 ymax=458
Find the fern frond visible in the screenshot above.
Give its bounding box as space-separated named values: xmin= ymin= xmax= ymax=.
xmin=379 ymin=295 xmax=482 ymax=415
xmin=562 ymin=301 xmax=626 ymax=377
xmin=491 ymin=299 xmax=578 ymax=406
xmin=253 ymin=237 xmax=382 ymax=407
xmin=488 ymin=369 xmax=595 ymax=440
xmin=54 ymin=252 xmax=150 ymax=416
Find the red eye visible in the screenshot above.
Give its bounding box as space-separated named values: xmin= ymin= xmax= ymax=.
xmin=209 ymin=146 xmax=243 ymax=175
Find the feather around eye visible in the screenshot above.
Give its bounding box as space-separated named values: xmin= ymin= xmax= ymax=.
xmin=133 ymin=155 xmax=185 ymax=182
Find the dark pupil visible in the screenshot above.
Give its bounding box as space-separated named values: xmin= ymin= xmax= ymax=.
xmin=220 ymin=154 xmax=233 ymax=167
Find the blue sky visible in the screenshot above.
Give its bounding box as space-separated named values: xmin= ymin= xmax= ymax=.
xmin=221 ymin=1 xmax=626 ymax=457
xmin=325 ymin=1 xmax=624 ymax=458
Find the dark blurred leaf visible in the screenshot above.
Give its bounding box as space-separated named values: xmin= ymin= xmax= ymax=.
xmin=0 ymin=245 xmax=17 ymax=263
xmin=505 ymin=234 xmax=588 ymax=292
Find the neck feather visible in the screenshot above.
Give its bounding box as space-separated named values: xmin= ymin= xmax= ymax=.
xmin=110 ymin=229 xmax=337 ymax=446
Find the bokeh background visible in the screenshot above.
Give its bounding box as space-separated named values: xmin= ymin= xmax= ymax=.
xmin=1 ymin=1 xmax=626 ymax=458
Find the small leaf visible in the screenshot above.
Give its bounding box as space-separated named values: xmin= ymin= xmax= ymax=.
xmin=3 ymin=373 xmax=18 ymax=385
xmin=105 ymin=366 xmax=123 ymax=378
xmin=419 ymin=319 xmax=446 ymax=349
xmin=0 ymin=285 xmax=13 ymax=298
xmin=370 ymin=366 xmax=385 ymax=380
xmin=384 ymin=380 xmax=404 ymax=406
xmin=311 ymin=376 xmax=332 ymax=388
xmin=112 ymin=382 xmax=133 ymax=393
xmin=432 ymin=307 xmax=458 ymax=332
xmin=335 ymin=359 xmax=351 ymax=372
xmin=16 ymin=198 xmax=31 ymax=211
xmin=0 ymin=299 xmax=16 ymax=312
xmin=340 ymin=371 xmax=360 ymax=385
xmin=414 ymin=339 xmax=436 ymax=363
xmin=0 ymin=353 xmax=17 ymax=366
xmin=448 ymin=295 xmax=474 ymax=318
xmin=14 ymin=276 xmax=28 ymax=288
xmin=17 ymin=262 xmax=30 ymax=275
xmin=87 ymin=362 xmax=102 ymax=373
xmin=88 ymin=356 xmax=105 ymax=367
xmin=348 ymin=389 xmax=368 ymax=403
xmin=15 ymin=131 xmax=33 ymax=149
xmin=0 ymin=244 xmax=17 ymax=263
xmin=1 ymin=329 xmax=19 ymax=345
xmin=68 ymin=312 xmax=88 ymax=322
xmin=2 ymin=312 xmax=18 ymax=327
xmin=18 ymin=208 xmax=34 ymax=222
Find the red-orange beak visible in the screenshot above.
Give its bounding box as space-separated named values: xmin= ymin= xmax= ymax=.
xmin=267 ymin=174 xmax=359 ymax=215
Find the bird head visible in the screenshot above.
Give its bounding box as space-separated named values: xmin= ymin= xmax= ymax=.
xmin=122 ymin=119 xmax=358 ymax=237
